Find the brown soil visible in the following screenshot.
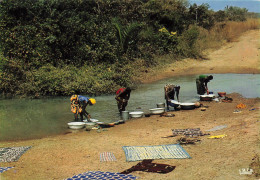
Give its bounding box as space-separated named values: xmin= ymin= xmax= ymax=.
xmin=0 ymin=30 xmax=259 ymax=180
xmin=139 ymin=29 xmax=260 ymax=84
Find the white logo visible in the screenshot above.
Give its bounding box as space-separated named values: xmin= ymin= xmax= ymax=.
xmin=239 ymin=168 xmax=253 ymax=175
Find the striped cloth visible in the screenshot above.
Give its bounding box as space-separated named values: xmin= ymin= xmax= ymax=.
xmin=100 ymin=152 xmax=117 ymax=162
xmin=0 ymin=167 xmax=13 ymax=173
xmin=122 ymin=144 xmax=191 ymax=162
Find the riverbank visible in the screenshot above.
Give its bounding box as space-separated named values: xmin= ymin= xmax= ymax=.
xmin=0 ymin=94 xmax=259 ymax=180
xmin=137 ymin=29 xmax=260 ymax=84
xmin=0 ymin=29 xmax=259 ymax=180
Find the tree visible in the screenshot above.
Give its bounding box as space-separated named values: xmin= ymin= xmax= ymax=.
xmin=225 ymin=6 xmax=248 ymax=21
xmin=112 ymin=18 xmax=142 ymax=56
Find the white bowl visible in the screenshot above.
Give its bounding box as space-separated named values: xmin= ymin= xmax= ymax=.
xmin=129 ymin=111 xmax=144 ymax=118
xmin=199 ymin=94 xmax=215 ymax=101
xmin=89 ymin=118 xmax=99 ymax=122
xmin=180 ymin=103 xmax=195 ymax=110
xmin=96 ymin=122 xmax=105 ymax=125
xmin=149 ymin=108 xmax=165 ymax=114
xmin=171 ymin=100 xmax=180 ymax=105
xmin=83 ymin=119 xmax=99 ymax=123
xmin=85 ymin=122 xmax=96 ymax=126
xmin=67 ymin=122 xmax=85 ymax=129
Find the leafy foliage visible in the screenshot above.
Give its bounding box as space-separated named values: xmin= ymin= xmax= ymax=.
xmin=0 ymin=0 xmax=257 ymax=97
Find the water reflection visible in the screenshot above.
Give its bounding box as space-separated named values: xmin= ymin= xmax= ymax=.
xmin=0 ymin=74 xmax=259 ymax=141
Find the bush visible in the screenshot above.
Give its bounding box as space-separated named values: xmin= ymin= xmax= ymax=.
xmin=177 ymin=25 xmax=200 ymax=58
xmin=0 ymin=0 xmax=258 ymax=97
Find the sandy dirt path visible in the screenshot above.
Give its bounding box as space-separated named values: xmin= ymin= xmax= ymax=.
xmin=0 ymin=30 xmax=259 ymax=180
xmin=140 ymin=29 xmax=260 ymax=83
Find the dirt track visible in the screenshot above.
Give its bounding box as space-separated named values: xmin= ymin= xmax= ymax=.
xmin=0 ymin=30 xmax=259 ymax=180
xmin=140 ymin=29 xmax=260 ymax=83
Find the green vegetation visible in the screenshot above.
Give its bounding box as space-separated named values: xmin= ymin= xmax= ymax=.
xmin=0 ymin=0 xmax=259 ymax=97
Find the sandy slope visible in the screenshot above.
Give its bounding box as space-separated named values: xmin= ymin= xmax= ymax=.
xmin=140 ymin=29 xmax=260 ymax=83
xmin=0 ymin=30 xmax=259 ymax=180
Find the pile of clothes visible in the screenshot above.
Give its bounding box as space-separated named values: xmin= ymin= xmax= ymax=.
xmin=172 ymin=128 xmax=210 ymax=138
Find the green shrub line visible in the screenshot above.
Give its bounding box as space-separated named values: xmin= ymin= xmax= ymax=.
xmin=0 ymin=0 xmax=259 ymax=98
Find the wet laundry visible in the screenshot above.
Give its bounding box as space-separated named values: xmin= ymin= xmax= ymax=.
xmin=208 ymin=134 xmax=227 ymax=139
xmin=236 ymin=103 xmax=246 ymax=109
xmin=206 ymin=125 xmax=227 ymax=132
xmin=160 ymin=112 xmax=175 ymax=117
xmin=120 ymin=159 xmax=175 ymax=174
xmin=177 ymin=137 xmax=201 ymax=145
xmin=233 ymin=110 xmax=242 ymax=113
xmin=222 ymin=97 xmax=233 ymax=103
xmin=172 ymin=128 xmax=210 ymax=137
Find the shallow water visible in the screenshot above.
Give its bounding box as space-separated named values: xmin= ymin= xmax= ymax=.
xmin=0 ymin=74 xmax=259 ymax=141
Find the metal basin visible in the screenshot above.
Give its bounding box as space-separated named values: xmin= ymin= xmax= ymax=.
xmin=67 ymin=122 xmax=85 ymax=129
xmin=200 ymin=94 xmax=215 ymax=101
xmin=129 ymin=111 xmax=144 ymax=118
xmin=169 ymin=100 xmax=180 ymax=107
xmin=84 ymin=122 xmax=96 ymax=126
xmin=218 ymin=92 xmax=226 ymax=97
xmin=149 ymin=108 xmax=165 ymax=114
xmin=157 ymin=103 xmax=165 ymax=108
xmin=180 ymin=103 xmax=195 ymax=110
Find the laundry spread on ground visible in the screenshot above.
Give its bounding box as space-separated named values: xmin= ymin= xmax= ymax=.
xmin=206 ymin=125 xmax=227 ymax=132
xmin=122 ymin=144 xmax=191 ymax=162
xmin=0 ymin=146 xmax=32 ymax=162
xmin=172 ymin=128 xmax=210 ymax=137
xmin=236 ymin=103 xmax=246 ymax=109
xmin=121 ymin=159 xmax=175 ymax=174
xmin=0 ymin=167 xmax=13 ymax=174
xmin=66 ymin=171 xmax=137 ymax=180
xmin=208 ymin=134 xmax=227 ymax=139
xmin=100 ymin=152 xmax=117 ymax=162
xmin=177 ymin=137 xmax=201 ymax=145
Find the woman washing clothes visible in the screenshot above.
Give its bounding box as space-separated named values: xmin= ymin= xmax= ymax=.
xmin=70 ymin=95 xmax=96 ymax=122
xmin=115 ymin=87 xmax=131 ymax=113
xmin=196 ymin=75 xmax=213 ymax=95
xmin=164 ymin=84 xmax=180 ymax=110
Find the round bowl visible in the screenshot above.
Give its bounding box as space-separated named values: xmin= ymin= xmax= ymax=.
xmin=129 ymin=111 xmax=144 ymax=118
xmin=218 ymin=92 xmax=226 ymax=97
xmin=108 ymin=123 xmax=115 ymax=127
xmin=97 ymin=122 xmax=115 ymax=128
xmin=200 ymin=94 xmax=215 ymax=101
xmin=83 ymin=119 xmax=99 ymax=123
xmin=96 ymin=121 xmax=105 ymax=125
xmin=85 ymin=122 xmax=96 ymax=126
xmin=67 ymin=122 xmax=85 ymax=129
xmin=114 ymin=120 xmax=120 ymax=125
xmin=118 ymin=120 xmax=125 ymax=124
xmin=149 ymin=108 xmax=165 ymax=114
xmin=169 ymin=100 xmax=180 ymax=107
xmin=157 ymin=103 xmax=165 ymax=108
xmin=89 ymin=118 xmax=99 ymax=122
xmin=180 ymin=103 xmax=195 ymax=110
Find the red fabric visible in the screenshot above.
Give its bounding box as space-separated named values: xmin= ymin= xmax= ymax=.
xmin=116 ymin=88 xmax=126 ymax=95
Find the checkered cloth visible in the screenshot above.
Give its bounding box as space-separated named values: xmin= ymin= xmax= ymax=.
xmin=66 ymin=171 xmax=137 ymax=180
xmin=0 ymin=167 xmax=13 ymax=173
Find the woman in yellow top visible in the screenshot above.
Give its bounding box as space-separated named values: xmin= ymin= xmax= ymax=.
xmin=70 ymin=95 xmax=96 ymax=122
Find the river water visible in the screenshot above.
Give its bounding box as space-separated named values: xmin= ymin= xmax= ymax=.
xmin=0 ymin=74 xmax=259 ymax=141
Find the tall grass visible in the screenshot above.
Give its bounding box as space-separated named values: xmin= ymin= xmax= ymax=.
xmin=222 ymin=18 xmax=260 ymax=42
xmin=196 ymin=18 xmax=260 ymax=52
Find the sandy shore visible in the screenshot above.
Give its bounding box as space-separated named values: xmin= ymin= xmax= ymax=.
xmin=0 ymin=30 xmax=259 ymax=180
xmin=139 ymin=29 xmax=260 ymax=84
